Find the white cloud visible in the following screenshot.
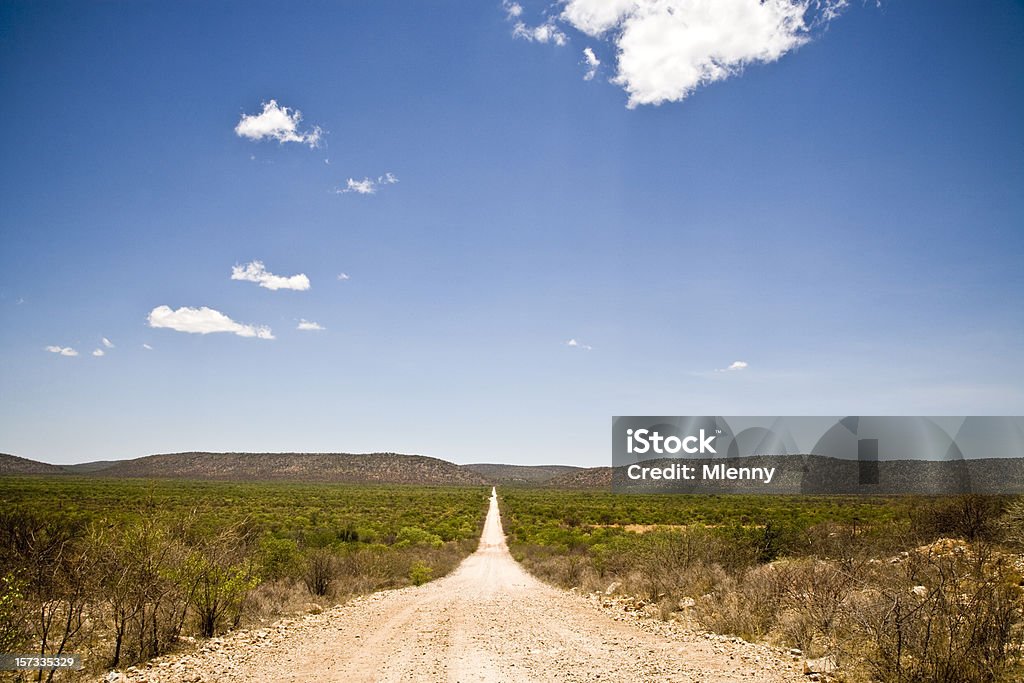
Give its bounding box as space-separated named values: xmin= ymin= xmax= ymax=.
xmin=505 ymin=0 xmax=568 ymax=45
xmin=92 ymin=348 xmax=105 ymax=357
xmin=142 ymin=343 xmax=153 ymax=350
xmin=342 ymin=178 xmax=375 ymax=195
xmin=517 ymin=0 xmax=847 ymax=107
xmin=102 ymin=337 xmax=114 ymax=348
xmin=503 ymin=0 xmax=524 ymax=19
xmin=147 ymin=305 xmax=274 ymax=340
xmin=566 ymin=338 xmax=593 ymax=351
xmin=582 ymin=46 xmax=600 ymax=80
xmin=337 ymin=272 xmax=350 ymax=281
xmin=338 ymin=172 xmax=399 ymax=195
xmin=231 ymin=261 xmax=311 ymax=291
xmin=234 ymin=100 xmax=323 ymax=148
xmin=45 ymin=345 xmax=78 ymax=357
xmin=296 ymin=319 xmax=325 ymax=331
xmin=513 ymin=19 xmax=568 ymax=46
xmin=718 ymin=360 xmax=749 ymax=372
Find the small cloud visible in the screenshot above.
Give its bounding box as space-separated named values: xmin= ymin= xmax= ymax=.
xmin=566 ymin=338 xmax=593 ymax=351
xmin=296 ymin=319 xmax=325 ymax=331
xmin=231 ymin=260 xmax=310 ymax=291
xmin=92 ymin=348 xmax=105 ymax=357
xmin=504 ymin=0 xmax=567 ymax=45
xmin=717 ymin=360 xmax=749 ymax=372
xmin=102 ymin=337 xmax=114 ymax=348
xmin=147 ymin=305 xmax=274 ymax=340
xmin=45 ymin=345 xmax=78 ymax=357
xmin=234 ymin=99 xmax=322 ymax=148
xmin=582 ymin=46 xmax=600 ymax=80
xmin=337 ymin=272 xmax=350 ymax=281
xmin=337 ymin=173 xmax=399 ymax=195
xmin=512 ymin=19 xmax=568 ymax=46
xmin=341 ymin=178 xmax=375 ymax=195
xmin=142 ymin=343 xmax=153 ymax=350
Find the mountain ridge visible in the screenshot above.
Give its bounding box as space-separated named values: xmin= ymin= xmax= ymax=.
xmin=0 ymin=452 xmax=575 ymax=486
xmin=5 ymin=451 xmax=1024 ymax=493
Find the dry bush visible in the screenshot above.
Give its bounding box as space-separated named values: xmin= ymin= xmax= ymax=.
xmin=694 ymin=563 xmax=790 ymax=640
xmin=849 ymin=543 xmax=1024 ymax=683
xmin=1000 ymin=496 xmax=1024 ymax=550
xmin=692 ymin=558 xmax=853 ymax=653
xmin=0 ymin=510 xmax=97 ymax=682
xmin=766 ymin=559 xmax=851 ymax=657
xmin=508 ymin=544 xmax=570 ymax=587
xmin=246 ymin=579 xmax=319 ymax=619
xmin=301 ymin=548 xmax=338 ymax=597
xmin=695 ymin=583 xmax=765 ymax=639
xmin=911 ymin=495 xmax=1006 ymax=543
xmin=92 ymin=519 xmax=193 ymax=667
xmin=186 ymin=523 xmax=260 ymax=638
xmin=625 ymin=527 xmax=752 ymax=604
xmin=337 ymin=546 xmax=398 ymax=594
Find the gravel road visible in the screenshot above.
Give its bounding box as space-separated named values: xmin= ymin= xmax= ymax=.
xmin=104 ymin=488 xmax=806 ymax=682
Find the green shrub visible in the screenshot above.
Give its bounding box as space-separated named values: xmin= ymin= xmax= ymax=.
xmin=409 ymin=561 xmax=433 ymax=586
xmin=395 ymin=526 xmax=443 ymax=549
xmin=0 ymin=572 xmax=26 ymax=652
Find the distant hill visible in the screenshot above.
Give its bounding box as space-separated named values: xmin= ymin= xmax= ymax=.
xmin=0 ymin=453 xmax=68 ymax=476
xmin=463 ymin=463 xmax=581 ymax=486
xmin=547 ymin=466 xmax=613 ymax=489
xmin=62 ymin=460 xmax=119 ymax=474
xmin=7 ymin=449 xmax=1023 ymax=494
xmin=90 ymin=452 xmax=489 ymax=486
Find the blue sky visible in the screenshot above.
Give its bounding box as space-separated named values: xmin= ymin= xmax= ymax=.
xmin=1 ymin=0 xmax=1022 ymax=465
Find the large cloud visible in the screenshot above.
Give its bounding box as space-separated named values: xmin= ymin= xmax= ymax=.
xmin=231 ymin=261 xmax=311 ymax=291
xmin=234 ymin=100 xmax=322 ymax=147
xmin=518 ymin=0 xmax=847 ymax=107
xmin=147 ymin=306 xmax=274 ymax=339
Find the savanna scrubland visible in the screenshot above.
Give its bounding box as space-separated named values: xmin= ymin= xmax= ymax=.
xmin=503 ymin=490 xmax=1024 ymax=682
xmin=2 ymin=477 xmax=1024 ymax=682
xmin=0 ymin=478 xmax=486 ymax=680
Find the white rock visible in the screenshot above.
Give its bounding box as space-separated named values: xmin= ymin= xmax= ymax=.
xmin=803 ymin=655 xmax=838 ymax=675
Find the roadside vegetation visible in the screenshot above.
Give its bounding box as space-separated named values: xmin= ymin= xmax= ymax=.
xmin=501 ymin=490 xmax=1024 ymax=683
xmin=0 ymin=477 xmax=487 ymax=681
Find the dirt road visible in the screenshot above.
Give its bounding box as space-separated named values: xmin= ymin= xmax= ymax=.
xmin=107 ymin=488 xmax=805 ymax=682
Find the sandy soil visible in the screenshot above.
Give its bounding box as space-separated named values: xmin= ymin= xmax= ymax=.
xmin=103 ymin=488 xmax=806 ymax=682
